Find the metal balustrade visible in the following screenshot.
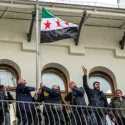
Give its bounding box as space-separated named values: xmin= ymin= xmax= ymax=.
xmin=0 ymin=100 xmax=125 ymax=125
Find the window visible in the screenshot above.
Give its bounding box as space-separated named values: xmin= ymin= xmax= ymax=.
xmin=41 ymin=68 xmax=68 ymax=92
xmin=0 ymin=69 xmax=16 ymax=86
xmin=0 ymin=64 xmax=19 ymax=100
xmin=0 ymin=65 xmax=18 ymax=87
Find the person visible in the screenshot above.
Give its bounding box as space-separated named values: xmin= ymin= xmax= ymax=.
xmin=37 ymin=84 xmax=65 ymax=125
xmin=0 ymin=85 xmax=13 ymax=125
xmin=110 ymin=89 xmax=125 ymax=125
xmin=65 ymin=81 xmax=87 ymax=125
xmin=16 ymin=78 xmax=36 ymax=125
xmin=82 ymin=66 xmax=108 ymax=125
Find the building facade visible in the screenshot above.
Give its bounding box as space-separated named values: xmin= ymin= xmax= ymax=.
xmin=0 ymin=0 xmax=125 ymax=99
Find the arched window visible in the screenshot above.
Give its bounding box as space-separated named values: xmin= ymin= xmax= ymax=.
xmin=0 ymin=59 xmax=20 ymax=87
xmin=0 ymin=65 xmax=18 ymax=87
xmin=42 ymin=68 xmax=67 ymax=92
xmin=41 ymin=63 xmax=69 ymax=93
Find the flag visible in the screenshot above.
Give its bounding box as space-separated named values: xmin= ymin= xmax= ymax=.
xmin=40 ymin=8 xmax=79 ymax=45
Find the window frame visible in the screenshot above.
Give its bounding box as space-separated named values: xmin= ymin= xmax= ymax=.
xmin=41 ymin=67 xmax=68 ymax=93
xmin=0 ymin=64 xmax=19 ymax=86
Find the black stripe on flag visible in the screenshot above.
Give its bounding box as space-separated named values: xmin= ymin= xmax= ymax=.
xmin=40 ymin=27 xmax=78 ymax=43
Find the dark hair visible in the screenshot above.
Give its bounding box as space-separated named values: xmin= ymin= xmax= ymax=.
xmin=93 ymin=81 xmax=100 ymax=86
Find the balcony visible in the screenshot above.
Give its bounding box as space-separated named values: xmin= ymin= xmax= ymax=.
xmin=0 ymin=100 xmax=125 ymax=125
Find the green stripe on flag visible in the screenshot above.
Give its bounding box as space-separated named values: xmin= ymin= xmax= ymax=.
xmin=41 ymin=8 xmax=55 ymax=18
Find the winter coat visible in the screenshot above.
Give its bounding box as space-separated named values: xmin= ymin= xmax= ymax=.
xmin=110 ymin=96 xmax=125 ymax=118
xmin=37 ymin=86 xmax=62 ymax=104
xmin=65 ymin=87 xmax=86 ymax=106
xmin=16 ymin=84 xmax=35 ymax=113
xmin=83 ymin=75 xmax=108 ymax=107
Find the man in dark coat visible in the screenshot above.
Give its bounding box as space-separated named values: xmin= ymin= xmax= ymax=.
xmin=0 ymin=85 xmax=13 ymax=125
xmin=37 ymin=85 xmax=65 ymax=125
xmin=16 ymin=79 xmax=35 ymax=125
xmin=110 ymin=89 xmax=125 ymax=125
xmin=82 ymin=66 xmax=108 ymax=125
xmin=65 ymin=81 xmax=87 ymax=125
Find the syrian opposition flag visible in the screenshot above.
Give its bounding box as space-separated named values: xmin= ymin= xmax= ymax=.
xmin=40 ymin=8 xmax=79 ymax=45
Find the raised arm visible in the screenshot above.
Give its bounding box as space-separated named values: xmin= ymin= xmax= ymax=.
xmin=35 ymin=88 xmax=44 ymax=102
xmin=82 ymin=66 xmax=91 ymax=93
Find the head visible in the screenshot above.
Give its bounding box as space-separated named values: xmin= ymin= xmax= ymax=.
xmin=115 ymin=89 xmax=123 ymax=97
xmin=52 ymin=85 xmax=60 ymax=92
xmin=93 ymin=81 xmax=100 ymax=90
xmin=69 ymin=81 xmax=77 ymax=90
xmin=17 ymin=78 xmax=27 ymax=85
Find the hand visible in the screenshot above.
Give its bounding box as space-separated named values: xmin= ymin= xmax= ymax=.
xmin=112 ymin=118 xmax=116 ymax=123
xmin=37 ymin=88 xmax=42 ymax=94
xmin=82 ymin=65 xmax=87 ymax=75
xmin=69 ymin=81 xmax=76 ymax=90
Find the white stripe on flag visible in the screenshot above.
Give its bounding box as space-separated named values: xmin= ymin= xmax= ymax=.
xmin=41 ymin=18 xmax=78 ymax=31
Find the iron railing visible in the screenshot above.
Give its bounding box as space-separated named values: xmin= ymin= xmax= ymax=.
xmin=0 ymin=100 xmax=125 ymax=125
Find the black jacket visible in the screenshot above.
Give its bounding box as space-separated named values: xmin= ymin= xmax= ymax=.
xmin=16 ymin=84 xmax=35 ymax=113
xmin=110 ymin=96 xmax=125 ymax=118
xmin=65 ymin=87 xmax=86 ymax=106
xmin=37 ymin=86 xmax=63 ymax=104
xmin=83 ymin=75 xmax=108 ymax=107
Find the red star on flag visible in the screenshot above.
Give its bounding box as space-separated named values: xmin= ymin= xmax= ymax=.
xmin=56 ymin=20 xmax=61 ymax=27
xmin=44 ymin=20 xmax=51 ymax=29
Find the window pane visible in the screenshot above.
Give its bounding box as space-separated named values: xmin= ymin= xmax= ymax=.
xmin=89 ymin=76 xmax=112 ymax=94
xmin=0 ymin=69 xmax=16 ymax=87
xmin=42 ymin=72 xmax=65 ymax=91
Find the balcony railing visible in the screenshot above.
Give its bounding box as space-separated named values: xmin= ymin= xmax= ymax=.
xmin=0 ymin=100 xmax=125 ymax=125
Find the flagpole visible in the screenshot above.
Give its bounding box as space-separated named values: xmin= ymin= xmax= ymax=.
xmin=35 ymin=0 xmax=40 ymax=90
